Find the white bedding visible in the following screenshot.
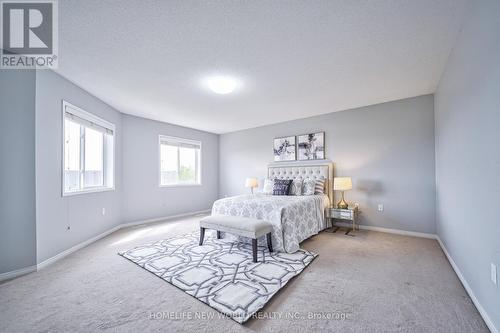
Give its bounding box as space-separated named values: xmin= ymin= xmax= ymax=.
xmin=211 ymin=194 xmax=330 ymax=253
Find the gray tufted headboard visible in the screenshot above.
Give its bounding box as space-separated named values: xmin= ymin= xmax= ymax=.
xmin=268 ymin=162 xmax=333 ymax=205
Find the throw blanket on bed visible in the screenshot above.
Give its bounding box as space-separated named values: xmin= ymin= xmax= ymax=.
xmin=211 ymin=194 xmax=329 ymax=253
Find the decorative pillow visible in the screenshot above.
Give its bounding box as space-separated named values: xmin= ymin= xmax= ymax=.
xmin=302 ymin=179 xmax=316 ymax=195
xmin=289 ymin=179 xmax=303 ymax=196
xmin=273 ymin=179 xmax=293 ymax=195
xmin=262 ymin=178 xmax=274 ymax=194
xmin=314 ymin=179 xmax=325 ymax=194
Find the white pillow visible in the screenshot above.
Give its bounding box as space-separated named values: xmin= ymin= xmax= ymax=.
xmin=289 ymin=179 xmax=303 ymax=196
xmin=302 ymin=179 xmax=316 ymax=195
xmin=262 ymin=178 xmax=274 ymax=194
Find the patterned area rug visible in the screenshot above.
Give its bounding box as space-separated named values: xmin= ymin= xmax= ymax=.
xmin=119 ymin=232 xmax=317 ymax=323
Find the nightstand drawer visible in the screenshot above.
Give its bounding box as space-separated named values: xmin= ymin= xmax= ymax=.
xmin=326 ymin=209 xmax=354 ymax=220
xmin=333 ymin=210 xmax=352 ymax=219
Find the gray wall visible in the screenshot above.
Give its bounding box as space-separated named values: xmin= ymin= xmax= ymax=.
xmin=31 ymin=70 xmax=219 ymax=265
xmin=435 ymin=0 xmax=500 ymax=329
xmin=122 ymin=115 xmax=219 ymax=222
xmin=35 ymin=71 xmax=123 ymax=263
xmin=219 ymin=95 xmax=436 ymax=234
xmin=0 ymin=70 xmax=37 ymax=274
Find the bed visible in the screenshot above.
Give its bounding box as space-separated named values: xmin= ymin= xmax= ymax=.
xmin=211 ymin=163 xmax=333 ymax=253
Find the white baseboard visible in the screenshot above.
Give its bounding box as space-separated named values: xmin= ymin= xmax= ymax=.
xmin=37 ymin=209 xmax=211 ymax=270
xmin=2 ymin=209 xmax=211 ymax=279
xmin=36 ymin=225 xmax=122 ymax=270
xmin=334 ymin=222 xmax=437 ymax=239
xmin=121 ymin=209 xmax=211 ymax=228
xmin=335 ymin=223 xmax=496 ymax=332
xmin=436 ymin=237 xmax=498 ymax=333
xmin=0 ymin=265 xmax=37 ymax=282
xmin=4 ymin=212 xmax=497 ymax=333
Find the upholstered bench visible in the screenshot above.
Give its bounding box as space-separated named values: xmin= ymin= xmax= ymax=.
xmin=199 ymin=215 xmax=273 ymax=262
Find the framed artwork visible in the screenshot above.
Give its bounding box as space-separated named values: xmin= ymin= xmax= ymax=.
xmin=297 ymin=132 xmax=325 ymax=160
xmin=273 ymin=136 xmax=296 ymax=161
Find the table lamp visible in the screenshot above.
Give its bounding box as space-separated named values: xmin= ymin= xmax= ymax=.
xmin=333 ymin=177 xmax=352 ymax=209
xmin=245 ymin=178 xmax=258 ymax=194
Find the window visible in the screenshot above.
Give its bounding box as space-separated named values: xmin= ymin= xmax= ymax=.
xmin=63 ymin=101 xmax=115 ymax=195
xmin=159 ymin=135 xmax=201 ymax=186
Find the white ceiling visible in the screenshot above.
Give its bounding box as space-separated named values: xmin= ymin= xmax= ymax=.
xmin=56 ymin=0 xmax=467 ymax=134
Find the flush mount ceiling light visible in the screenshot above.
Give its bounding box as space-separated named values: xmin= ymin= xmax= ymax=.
xmin=204 ymin=75 xmax=239 ymax=94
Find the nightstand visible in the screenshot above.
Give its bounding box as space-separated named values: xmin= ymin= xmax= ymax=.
xmin=326 ymin=206 xmax=359 ymax=236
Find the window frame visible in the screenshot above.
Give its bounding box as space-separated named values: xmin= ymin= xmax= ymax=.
xmin=61 ymin=100 xmax=116 ymax=197
xmin=158 ymin=135 xmax=202 ymax=188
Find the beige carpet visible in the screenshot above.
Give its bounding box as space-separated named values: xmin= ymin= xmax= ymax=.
xmin=0 ymin=215 xmax=488 ymax=332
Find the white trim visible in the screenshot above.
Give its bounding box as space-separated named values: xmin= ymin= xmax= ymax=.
xmin=333 ymin=222 xmax=497 ymax=333
xmin=333 ymin=222 xmax=437 ymax=239
xmin=0 ymin=210 xmax=212 ymax=279
xmin=121 ymin=209 xmax=211 ymax=228
xmin=37 ymin=224 xmax=122 ymax=270
xmin=62 ymin=187 xmax=115 ymax=197
xmin=0 ymin=265 xmax=37 ymax=283
xmin=436 ymin=237 xmax=498 ymax=333
xmin=158 ymin=134 xmax=202 ymax=187
xmin=36 ymin=209 xmax=211 ymax=271
xmin=2 ymin=213 xmax=497 ymax=333
xmin=159 ymin=183 xmax=203 ymax=188
xmin=61 ymin=100 xmax=116 ymax=197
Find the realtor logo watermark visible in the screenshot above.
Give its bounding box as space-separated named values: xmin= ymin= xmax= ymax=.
xmin=1 ymin=0 xmax=58 ymax=68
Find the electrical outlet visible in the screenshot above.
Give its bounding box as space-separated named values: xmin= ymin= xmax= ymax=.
xmin=354 ymin=202 xmax=360 ymax=209
xmin=491 ymin=263 xmax=497 ymax=285
xmin=102 ymin=208 xmax=106 ymax=216
xmin=378 ymin=204 xmax=384 ymax=212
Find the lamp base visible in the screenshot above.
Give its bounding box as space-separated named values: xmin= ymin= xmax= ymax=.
xmin=337 ymin=201 xmax=348 ymax=209
xmin=336 ymin=191 xmax=349 ymax=209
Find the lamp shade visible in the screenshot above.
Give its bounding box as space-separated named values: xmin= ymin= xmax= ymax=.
xmin=333 ymin=177 xmax=352 ymax=191
xmin=245 ymin=178 xmax=258 ymax=188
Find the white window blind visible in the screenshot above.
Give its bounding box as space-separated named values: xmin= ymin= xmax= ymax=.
xmin=65 ymin=112 xmax=114 ymax=135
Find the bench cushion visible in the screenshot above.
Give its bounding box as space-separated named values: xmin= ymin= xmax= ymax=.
xmin=200 ymin=215 xmax=272 ymax=239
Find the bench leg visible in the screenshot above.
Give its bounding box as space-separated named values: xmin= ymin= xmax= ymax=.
xmin=217 ymin=231 xmax=221 ymax=239
xmin=199 ymin=227 xmax=205 ymax=246
xmin=252 ymin=239 xmax=258 ymax=263
xmin=266 ymin=233 xmax=273 ymax=252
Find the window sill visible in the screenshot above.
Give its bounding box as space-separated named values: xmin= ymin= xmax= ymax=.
xmin=159 ymin=183 xmax=202 ymax=188
xmin=62 ymin=187 xmax=115 ymax=197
